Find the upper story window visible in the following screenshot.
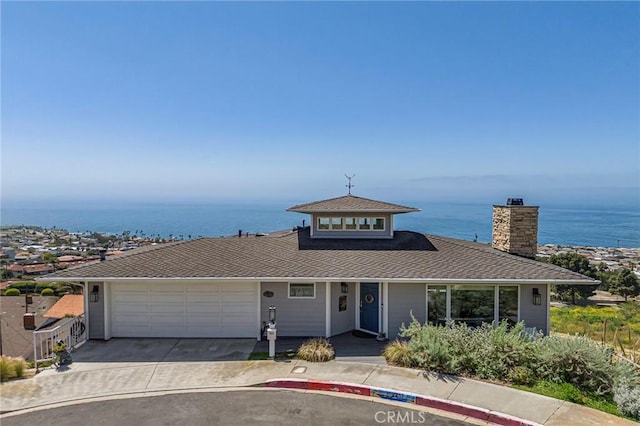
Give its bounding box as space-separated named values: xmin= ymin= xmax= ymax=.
xmin=345 ymin=217 xmax=357 ymax=230
xmin=316 ymin=216 xmax=385 ymax=231
xmin=331 ymin=218 xmax=343 ymax=230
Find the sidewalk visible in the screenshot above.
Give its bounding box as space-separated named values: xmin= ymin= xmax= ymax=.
xmin=0 ymin=359 xmax=635 ymax=425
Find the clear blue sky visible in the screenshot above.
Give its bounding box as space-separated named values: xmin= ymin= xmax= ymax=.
xmin=2 ymin=2 xmax=638 ymax=205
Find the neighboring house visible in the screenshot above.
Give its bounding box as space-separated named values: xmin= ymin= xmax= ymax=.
xmin=38 ymin=194 xmax=596 ymax=341
xmin=7 ymin=263 xmax=55 ymax=277
xmin=43 ymin=294 xmax=85 ymax=319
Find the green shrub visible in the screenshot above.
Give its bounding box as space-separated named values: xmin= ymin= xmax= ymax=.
xmin=3 ymin=288 xmax=20 ymax=296
xmin=40 ymin=288 xmax=55 ymax=296
xmin=383 ymin=340 xmax=413 ymax=367
xmin=614 ymin=378 xmax=640 ymax=420
xmin=535 ymin=335 xmax=636 ymax=396
xmin=297 ymin=338 xmax=335 ymax=362
xmin=399 ymin=319 xmax=538 ymax=380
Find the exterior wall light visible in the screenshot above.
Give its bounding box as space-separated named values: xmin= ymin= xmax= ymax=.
xmin=268 ymin=305 xmax=276 ymax=324
xmin=90 ymin=285 xmax=99 ymax=303
xmin=341 ymin=282 xmax=349 ymax=294
xmin=532 ymin=288 xmax=542 ymax=306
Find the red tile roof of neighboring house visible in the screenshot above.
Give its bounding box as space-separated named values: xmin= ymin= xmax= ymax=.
xmin=57 ymin=255 xmax=84 ymax=262
xmin=43 ymin=294 xmax=84 ymax=319
xmin=23 ymin=264 xmax=55 ymax=274
xmin=7 ymin=264 xmax=24 ymax=272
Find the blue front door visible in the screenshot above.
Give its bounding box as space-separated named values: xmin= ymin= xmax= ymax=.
xmin=360 ymin=283 xmax=379 ymax=333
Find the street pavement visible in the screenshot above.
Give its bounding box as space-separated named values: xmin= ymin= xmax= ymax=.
xmin=1 ymin=389 xmax=470 ymax=426
xmin=1 ymin=357 xmax=636 ymax=425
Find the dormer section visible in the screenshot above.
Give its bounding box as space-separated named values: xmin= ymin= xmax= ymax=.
xmin=287 ymin=195 xmax=419 ymax=239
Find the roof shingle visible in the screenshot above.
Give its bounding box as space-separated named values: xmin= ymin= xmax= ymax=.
xmin=42 ymin=228 xmax=596 ymax=283
xmin=286 ymin=195 xmax=420 ymax=214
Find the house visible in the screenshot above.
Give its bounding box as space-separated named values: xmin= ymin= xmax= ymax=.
xmin=38 ymin=194 xmax=596 ymax=341
xmin=43 ymin=294 xmax=85 ymax=319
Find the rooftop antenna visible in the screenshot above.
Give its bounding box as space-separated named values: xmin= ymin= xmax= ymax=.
xmin=345 ymin=173 xmax=355 ymax=195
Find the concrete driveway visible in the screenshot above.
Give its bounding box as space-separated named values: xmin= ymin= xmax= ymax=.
xmin=70 ymin=338 xmax=257 ymax=364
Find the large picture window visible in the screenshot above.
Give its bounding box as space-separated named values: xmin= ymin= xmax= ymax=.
xmin=499 ymin=286 xmax=518 ymax=325
xmin=428 ymin=284 xmax=521 ymax=328
xmin=289 ymin=283 xmax=315 ymax=299
xmin=427 ymin=285 xmax=447 ymax=326
xmin=450 ymin=285 xmax=495 ymax=327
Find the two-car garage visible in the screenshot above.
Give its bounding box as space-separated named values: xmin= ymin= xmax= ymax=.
xmin=107 ymin=281 xmax=258 ymax=338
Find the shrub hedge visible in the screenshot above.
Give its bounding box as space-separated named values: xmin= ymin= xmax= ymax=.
xmin=3 ymin=288 xmax=20 ymax=296
xmin=388 ymin=319 xmax=640 ymax=419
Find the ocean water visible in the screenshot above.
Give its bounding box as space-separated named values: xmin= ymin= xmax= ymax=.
xmin=1 ymin=200 xmax=639 ymax=248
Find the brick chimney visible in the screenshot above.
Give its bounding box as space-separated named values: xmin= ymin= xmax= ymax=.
xmin=492 ymin=198 xmax=539 ymax=259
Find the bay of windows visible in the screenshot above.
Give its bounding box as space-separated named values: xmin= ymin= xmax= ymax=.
xmin=427 ymin=285 xmax=519 ymax=327
xmin=316 ymin=216 xmax=385 ymax=231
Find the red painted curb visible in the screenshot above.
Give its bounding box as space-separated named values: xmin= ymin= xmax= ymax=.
xmin=263 ymin=379 xmax=541 ymax=426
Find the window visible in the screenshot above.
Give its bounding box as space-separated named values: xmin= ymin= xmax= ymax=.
xmin=330 ymin=217 xmax=343 ymax=230
xmin=427 ymin=285 xmax=447 ymax=326
xmin=373 ymin=218 xmax=385 ymax=230
xmin=358 ymin=217 xmax=371 ymax=230
xmin=318 ymin=218 xmax=330 ymax=230
xmin=289 ymin=283 xmax=315 ymax=298
xmin=345 ymin=217 xmax=357 ymax=230
xmin=450 ymin=285 xmax=495 ymax=327
xmin=498 ymin=286 xmax=518 ymax=325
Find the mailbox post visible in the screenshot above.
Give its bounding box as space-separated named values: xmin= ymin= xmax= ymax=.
xmin=267 ymin=305 xmax=277 ymax=358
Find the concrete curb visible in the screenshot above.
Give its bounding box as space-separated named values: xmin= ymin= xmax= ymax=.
xmin=263 ymin=378 xmax=542 ymax=426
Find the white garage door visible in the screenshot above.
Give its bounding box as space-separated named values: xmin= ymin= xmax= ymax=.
xmin=110 ymin=281 xmax=257 ymax=338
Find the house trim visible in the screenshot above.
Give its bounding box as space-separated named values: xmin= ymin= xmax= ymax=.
xmin=37 ymin=276 xmax=597 ymax=285
xmin=325 ymin=281 xmax=331 ymax=337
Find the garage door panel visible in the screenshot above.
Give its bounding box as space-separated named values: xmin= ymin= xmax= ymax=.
xmin=150 ymin=316 xmax=183 ymax=326
xmin=151 ymin=293 xmax=184 ymax=303
xmin=187 ymin=314 xmax=222 ymax=326
xmin=186 ymin=304 xmax=222 ymax=314
xmin=113 ymin=293 xmax=148 ymax=303
xmin=152 ymin=282 xmax=183 ymax=291
xmin=150 ymin=303 xmax=185 ymax=313
xmin=113 ymin=303 xmax=144 ymax=314
xmin=110 ymin=282 xmax=257 ymax=338
xmin=187 ymin=283 xmax=221 ymax=292
xmin=186 ymin=294 xmax=221 ymax=303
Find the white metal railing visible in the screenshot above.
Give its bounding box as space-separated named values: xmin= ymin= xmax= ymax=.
xmin=33 ymin=314 xmax=87 ymax=370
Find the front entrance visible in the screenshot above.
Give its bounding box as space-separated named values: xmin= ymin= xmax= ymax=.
xmin=359 ymin=282 xmax=379 ymax=334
